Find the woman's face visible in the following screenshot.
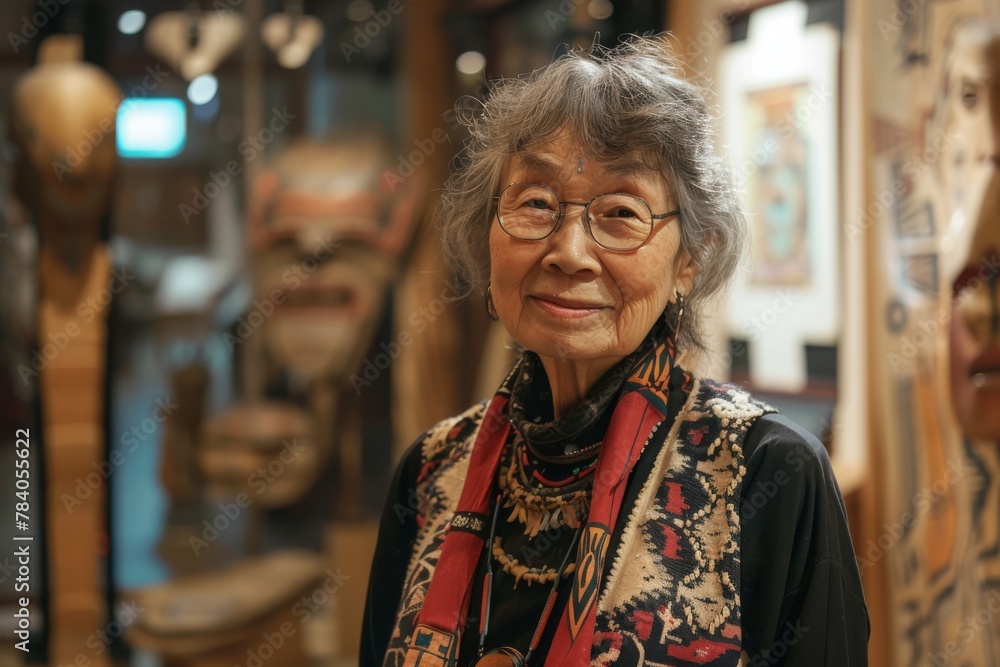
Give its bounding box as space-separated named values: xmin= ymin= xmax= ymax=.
xmin=489 ymin=132 xmax=696 ymax=366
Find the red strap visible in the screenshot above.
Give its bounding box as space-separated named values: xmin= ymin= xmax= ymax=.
xmin=416 ymin=395 xmax=511 ymax=634
xmin=544 ymin=395 xmax=663 ymax=665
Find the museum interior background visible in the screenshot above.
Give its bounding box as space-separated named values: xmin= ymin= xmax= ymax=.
xmin=1 ymin=0 xmax=999 ymax=665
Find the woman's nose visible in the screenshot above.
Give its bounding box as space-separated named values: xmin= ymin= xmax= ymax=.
xmin=542 ymin=205 xmax=602 ymax=275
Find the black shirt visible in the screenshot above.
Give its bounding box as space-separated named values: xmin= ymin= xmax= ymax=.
xmin=360 ymin=413 xmax=870 ymax=665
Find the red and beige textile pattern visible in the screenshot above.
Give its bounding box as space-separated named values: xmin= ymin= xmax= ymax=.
xmin=383 ymin=380 xmax=773 ymax=665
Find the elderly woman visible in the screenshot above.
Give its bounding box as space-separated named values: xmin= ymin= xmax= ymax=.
xmin=362 ymin=38 xmax=868 ymax=666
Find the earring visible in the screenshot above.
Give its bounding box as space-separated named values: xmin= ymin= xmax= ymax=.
xmin=674 ymin=289 xmax=685 ymax=336
xmin=485 ymin=284 xmax=499 ymax=321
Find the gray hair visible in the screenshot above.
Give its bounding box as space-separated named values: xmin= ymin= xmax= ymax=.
xmin=439 ymin=35 xmax=747 ymax=351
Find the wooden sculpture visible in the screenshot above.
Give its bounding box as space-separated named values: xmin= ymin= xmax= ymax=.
xmin=160 ymin=364 xmax=209 ymax=510
xmin=202 ymin=134 xmax=417 ymax=514
xmin=868 ymin=7 xmax=1000 ymax=665
xmin=213 ymin=134 xmax=418 ymax=656
xmin=940 ymin=21 xmax=1000 ymax=440
xmin=127 ymin=550 xmax=327 ymax=667
xmin=10 ymin=41 xmax=120 ymax=666
xmin=130 ymin=133 xmax=419 ymax=664
xmin=936 ymin=19 xmax=1000 ymax=660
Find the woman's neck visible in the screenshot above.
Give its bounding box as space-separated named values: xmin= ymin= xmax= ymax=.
xmin=536 ymin=354 xmax=623 ymax=419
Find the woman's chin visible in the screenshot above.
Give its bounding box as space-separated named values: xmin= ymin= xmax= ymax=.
xmin=514 ymin=329 xmax=618 ymax=364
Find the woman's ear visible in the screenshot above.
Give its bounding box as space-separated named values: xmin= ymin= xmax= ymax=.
xmin=673 ymin=248 xmax=698 ymax=295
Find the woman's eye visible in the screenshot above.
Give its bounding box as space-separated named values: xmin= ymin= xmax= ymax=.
xmin=524 ymin=198 xmax=551 ymax=209
xmin=611 ymin=207 xmax=638 ymax=218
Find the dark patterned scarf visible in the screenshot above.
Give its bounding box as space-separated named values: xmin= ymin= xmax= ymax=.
xmin=507 ymin=313 xmax=672 ymax=463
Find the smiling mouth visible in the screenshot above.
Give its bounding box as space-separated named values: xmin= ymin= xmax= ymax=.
xmin=530 ymin=295 xmax=607 ymax=318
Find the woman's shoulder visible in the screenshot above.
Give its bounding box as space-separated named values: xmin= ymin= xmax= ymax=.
xmin=681 ymin=378 xmax=832 ymax=475
xmin=672 ymin=377 xmax=778 ymax=451
xmin=397 ymin=400 xmax=491 ymax=484
xmin=742 ymin=412 xmax=835 ymax=480
xmin=686 ymin=377 xmax=777 ymax=423
xmin=738 ymin=411 xmax=845 ymax=533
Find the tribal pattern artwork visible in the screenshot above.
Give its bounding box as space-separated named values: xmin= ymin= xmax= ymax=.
xmin=622 ymin=336 xmax=678 ymax=416
xmin=568 ymin=523 xmax=612 ymax=639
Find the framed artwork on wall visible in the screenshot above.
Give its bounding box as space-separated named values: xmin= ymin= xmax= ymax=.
xmin=743 ymin=81 xmax=813 ymax=287
xmin=720 ymin=0 xmax=840 ymax=392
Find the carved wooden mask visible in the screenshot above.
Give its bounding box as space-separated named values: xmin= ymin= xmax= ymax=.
xmin=939 ymin=21 xmax=1000 ymax=440
xmin=246 ymin=134 xmax=417 ymax=385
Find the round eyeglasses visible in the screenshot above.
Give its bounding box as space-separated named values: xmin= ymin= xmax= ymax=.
xmin=492 ymin=181 xmax=681 ymax=251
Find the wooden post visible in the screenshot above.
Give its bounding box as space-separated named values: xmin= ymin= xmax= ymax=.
xmin=11 ymin=41 xmax=120 ymax=665
xmin=392 ymin=0 xmax=462 ymax=456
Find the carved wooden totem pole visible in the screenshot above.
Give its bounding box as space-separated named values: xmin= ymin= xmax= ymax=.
xmin=10 ymin=42 xmax=120 ymax=666
xmin=129 ymin=133 xmax=417 ymax=664
xmin=869 ymin=5 xmax=1000 ymax=664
